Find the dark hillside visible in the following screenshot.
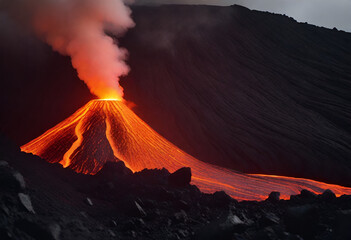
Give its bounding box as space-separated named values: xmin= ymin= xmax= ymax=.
xmin=0 ymin=5 xmax=351 ymax=185
xmin=121 ymin=5 xmax=351 ymax=185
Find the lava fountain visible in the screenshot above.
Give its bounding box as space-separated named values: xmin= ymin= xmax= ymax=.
xmin=21 ymin=100 xmax=351 ymax=201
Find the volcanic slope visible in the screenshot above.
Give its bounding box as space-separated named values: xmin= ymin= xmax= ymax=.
xmin=21 ymin=100 xmax=351 ymax=201
xmin=120 ymin=5 xmax=351 ymax=186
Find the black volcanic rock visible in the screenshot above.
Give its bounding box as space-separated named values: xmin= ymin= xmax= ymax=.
xmin=211 ymin=191 xmax=235 ymax=207
xmin=14 ymin=219 xmax=60 ymax=240
xmin=0 ymin=227 xmax=12 ymax=240
xmin=290 ymin=189 xmax=318 ymax=204
xmin=175 ymin=200 xmax=190 ymax=211
xmin=95 ymin=161 xmax=133 ymax=180
xmin=284 ymin=205 xmax=319 ymax=239
xmin=194 ymin=210 xmax=249 ymax=240
xmin=159 ymin=188 xmax=176 ymax=201
xmin=0 ymin=163 xmax=26 ymax=192
xmin=18 ymin=193 xmax=35 ymax=214
xmin=173 ymin=210 xmax=188 ymax=223
xmin=300 ymin=189 xmax=317 ymax=200
xmin=0 ymin=135 xmax=351 ymax=239
xmin=335 ymin=210 xmax=351 ymax=239
xmin=130 ymin=201 xmax=147 ymax=217
xmin=267 ymin=191 xmax=280 ymax=202
xmin=321 ymin=189 xmax=336 ymax=201
xmin=0 ymin=161 xmax=9 ymax=167
xmin=135 ymin=168 xmax=170 ymax=185
xmin=84 ymin=197 xmax=93 ymax=206
xmin=168 ymin=167 xmax=192 ymax=187
xmin=258 ymin=212 xmax=280 ymax=227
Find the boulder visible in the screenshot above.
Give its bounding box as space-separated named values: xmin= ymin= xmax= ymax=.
xmin=18 ymin=193 xmax=35 ymax=214
xmin=13 ymin=172 xmax=26 ymax=190
xmin=168 ymin=167 xmax=191 ymax=187
xmin=211 ymin=191 xmax=234 ymax=206
xmin=299 ymin=189 xmax=317 ymax=200
xmin=135 ymin=168 xmax=170 ymax=185
xmin=267 ymin=191 xmax=280 ymax=202
xmin=85 ymin=197 xmax=93 ymax=206
xmin=290 ymin=190 xmax=317 ymax=203
xmin=96 ymin=161 xmax=133 ymax=181
xmin=48 ymin=223 xmax=61 ymax=240
xmin=320 ymin=189 xmax=336 ymax=201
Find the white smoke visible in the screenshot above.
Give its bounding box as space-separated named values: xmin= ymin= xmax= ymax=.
xmin=2 ymin=0 xmax=135 ymax=99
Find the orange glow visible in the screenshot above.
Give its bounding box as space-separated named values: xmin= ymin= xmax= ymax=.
xmin=98 ymin=92 xmax=124 ymax=101
xmin=21 ymin=100 xmax=351 ymax=201
xmin=99 ymin=99 xmax=121 ymax=101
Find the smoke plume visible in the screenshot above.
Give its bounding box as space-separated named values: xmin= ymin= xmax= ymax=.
xmin=2 ymin=0 xmax=135 ymax=100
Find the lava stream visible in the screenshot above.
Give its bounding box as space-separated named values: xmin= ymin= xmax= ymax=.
xmin=21 ymin=100 xmax=351 ymax=201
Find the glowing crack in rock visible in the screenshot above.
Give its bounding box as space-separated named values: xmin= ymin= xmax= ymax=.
xmin=21 ymin=100 xmax=351 ymax=201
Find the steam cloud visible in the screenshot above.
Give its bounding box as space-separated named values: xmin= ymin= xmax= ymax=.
xmin=2 ymin=0 xmax=135 ymax=100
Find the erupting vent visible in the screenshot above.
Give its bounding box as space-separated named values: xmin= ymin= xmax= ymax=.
xmin=21 ymin=100 xmax=351 ymax=200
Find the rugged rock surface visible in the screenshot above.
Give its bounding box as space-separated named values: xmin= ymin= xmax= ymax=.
xmin=1 ymin=136 xmax=351 ymax=239
xmin=168 ymin=167 xmax=192 ymax=187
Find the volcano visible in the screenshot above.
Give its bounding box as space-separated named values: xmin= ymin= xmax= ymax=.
xmin=21 ymin=100 xmax=351 ymax=201
xmin=2 ymin=5 xmax=351 ymax=187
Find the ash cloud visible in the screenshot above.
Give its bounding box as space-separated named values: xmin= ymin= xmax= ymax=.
xmin=1 ymin=0 xmax=135 ymax=100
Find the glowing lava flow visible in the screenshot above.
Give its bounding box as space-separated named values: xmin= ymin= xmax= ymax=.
xmin=21 ymin=100 xmax=351 ymax=201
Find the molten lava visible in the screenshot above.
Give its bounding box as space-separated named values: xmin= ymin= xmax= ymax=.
xmin=21 ymin=100 xmax=351 ymax=201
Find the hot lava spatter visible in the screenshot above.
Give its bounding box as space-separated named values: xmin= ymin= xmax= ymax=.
xmin=21 ymin=100 xmax=351 ymax=201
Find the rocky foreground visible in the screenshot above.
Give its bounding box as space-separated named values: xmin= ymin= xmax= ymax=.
xmin=0 ymin=136 xmax=351 ymax=240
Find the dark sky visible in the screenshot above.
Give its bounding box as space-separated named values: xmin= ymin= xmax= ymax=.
xmin=135 ymin=0 xmax=351 ymax=32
